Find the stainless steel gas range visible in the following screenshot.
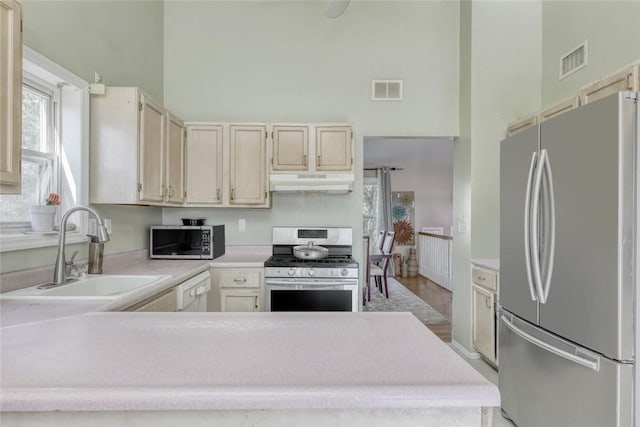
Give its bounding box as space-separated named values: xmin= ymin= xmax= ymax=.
xmin=264 ymin=227 xmax=359 ymax=312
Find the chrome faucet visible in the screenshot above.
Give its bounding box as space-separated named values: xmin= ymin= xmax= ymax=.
xmin=53 ymin=206 xmax=110 ymax=285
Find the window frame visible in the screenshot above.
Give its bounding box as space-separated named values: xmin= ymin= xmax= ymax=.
xmin=0 ymin=46 xmax=90 ymax=252
xmin=1 ymin=77 xmax=61 ymax=228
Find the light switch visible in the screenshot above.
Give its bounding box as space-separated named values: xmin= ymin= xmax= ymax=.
xmin=238 ymin=219 xmax=246 ymax=232
xmin=105 ymin=219 xmax=112 ymax=235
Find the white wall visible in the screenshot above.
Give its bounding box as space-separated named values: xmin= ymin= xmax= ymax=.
xmin=363 ymin=137 xmax=454 ymax=249
xmin=164 ymin=1 xmax=460 ymax=135
xmin=452 ymin=0 xmax=543 ymax=352
xmin=541 ymin=1 xmax=640 ymax=106
xmin=163 ymin=1 xmax=461 ymax=261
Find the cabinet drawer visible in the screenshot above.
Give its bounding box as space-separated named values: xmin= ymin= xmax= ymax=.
xmin=219 ymin=270 xmax=262 ymax=288
xmin=472 ymin=267 xmax=498 ymax=291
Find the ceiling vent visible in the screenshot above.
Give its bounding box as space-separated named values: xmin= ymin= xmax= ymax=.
xmin=559 ymin=41 xmax=588 ymax=80
xmin=372 ymin=80 xmax=403 ymax=101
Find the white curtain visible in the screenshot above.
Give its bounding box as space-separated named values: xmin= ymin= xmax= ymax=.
xmin=378 ymin=167 xmax=393 ymax=234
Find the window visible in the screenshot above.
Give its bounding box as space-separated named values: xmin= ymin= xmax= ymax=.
xmin=0 ymin=46 xmax=89 ymax=251
xmin=0 ymin=80 xmax=59 ymax=225
xmin=362 ymin=176 xmax=380 ymax=238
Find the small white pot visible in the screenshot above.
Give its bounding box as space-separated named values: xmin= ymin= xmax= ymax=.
xmin=28 ymin=205 xmax=58 ymax=232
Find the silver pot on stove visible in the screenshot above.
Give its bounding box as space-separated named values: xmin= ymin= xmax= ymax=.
xmin=293 ymin=241 xmax=329 ymax=260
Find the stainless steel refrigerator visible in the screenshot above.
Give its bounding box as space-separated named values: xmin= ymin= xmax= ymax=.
xmin=499 ymin=91 xmax=638 ymax=427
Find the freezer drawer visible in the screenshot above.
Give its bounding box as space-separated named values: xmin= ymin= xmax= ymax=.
xmin=499 ymin=312 xmax=633 ymax=427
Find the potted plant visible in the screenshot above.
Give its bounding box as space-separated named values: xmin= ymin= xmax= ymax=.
xmin=28 ymin=193 xmax=60 ymax=232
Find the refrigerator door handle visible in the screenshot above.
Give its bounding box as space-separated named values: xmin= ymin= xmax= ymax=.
xmin=540 ymin=152 xmax=556 ymax=303
xmin=530 ymin=149 xmax=546 ymax=301
xmin=501 ymin=315 xmax=600 ymax=371
xmin=524 ymin=151 xmax=538 ymax=301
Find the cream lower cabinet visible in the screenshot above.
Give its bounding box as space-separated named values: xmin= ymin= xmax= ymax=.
xmin=0 ymin=0 xmax=22 ymax=194
xmin=471 ymin=265 xmax=499 ymax=367
xmin=184 ymin=123 xmax=270 ymax=208
xmin=472 ymin=284 xmax=496 ymax=363
xmin=211 ymin=267 xmax=263 ymax=312
xmin=91 ymin=87 xmax=185 ymax=206
xmin=125 ymin=288 xmax=178 ymax=312
xmin=220 ymin=289 xmax=261 ymax=312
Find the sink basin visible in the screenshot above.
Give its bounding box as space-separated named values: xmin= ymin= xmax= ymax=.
xmin=1 ymin=275 xmax=171 ymax=300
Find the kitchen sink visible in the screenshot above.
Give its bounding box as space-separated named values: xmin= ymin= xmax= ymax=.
xmin=1 ymin=275 xmax=171 ymax=300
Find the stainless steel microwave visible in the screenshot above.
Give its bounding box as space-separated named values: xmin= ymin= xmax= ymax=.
xmin=149 ymin=225 xmax=225 ymax=260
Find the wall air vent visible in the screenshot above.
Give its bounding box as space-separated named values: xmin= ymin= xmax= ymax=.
xmin=372 ymin=80 xmax=403 ymax=101
xmin=559 ymin=41 xmax=588 ymax=80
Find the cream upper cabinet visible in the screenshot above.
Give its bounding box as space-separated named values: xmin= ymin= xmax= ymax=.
xmin=185 ymin=124 xmax=223 ymax=205
xmin=270 ymin=124 xmax=353 ymax=174
xmin=184 ymin=123 xmax=270 ymax=208
xmin=316 ymin=126 xmax=352 ymax=171
xmin=0 ymin=0 xmax=22 ymax=194
xmin=272 ymin=125 xmax=308 ymax=171
xmin=165 ymin=113 xmax=185 ymax=205
xmin=91 ymin=87 xmax=182 ymax=206
xmin=138 ymin=94 xmax=165 ymax=203
xmin=229 ymin=124 xmax=269 ymax=207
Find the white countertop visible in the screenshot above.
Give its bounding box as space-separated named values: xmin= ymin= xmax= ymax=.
xmin=471 ymin=258 xmax=500 ymax=272
xmin=0 ymin=246 xmax=273 ymax=326
xmin=0 ymin=312 xmax=499 ymax=412
xmin=210 ymin=245 xmax=272 ymax=267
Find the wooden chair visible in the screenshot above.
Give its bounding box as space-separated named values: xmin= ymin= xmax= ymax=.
xmin=370 ymin=231 xmax=395 ymax=299
xmin=374 ymin=230 xmax=386 ymax=251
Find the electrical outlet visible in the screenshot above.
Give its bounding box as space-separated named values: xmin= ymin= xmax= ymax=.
xmin=238 ymin=219 xmax=246 ymax=233
xmin=88 ymin=218 xmax=97 ymax=236
xmin=105 ymin=219 xmax=112 ymax=235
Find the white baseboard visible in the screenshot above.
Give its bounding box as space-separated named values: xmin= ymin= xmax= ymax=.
xmin=450 ymin=339 xmax=481 ymax=360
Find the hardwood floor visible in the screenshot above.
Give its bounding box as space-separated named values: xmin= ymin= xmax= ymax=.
xmin=394 ymin=275 xmax=452 ymax=342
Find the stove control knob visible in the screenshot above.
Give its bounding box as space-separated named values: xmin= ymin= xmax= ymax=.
xmin=308 ymin=269 xmax=316 ymax=277
xmin=288 ymin=268 xmax=296 ymax=277
xmin=340 ymin=268 xmax=349 ymax=277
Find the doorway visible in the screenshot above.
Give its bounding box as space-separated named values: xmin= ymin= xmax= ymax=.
xmin=362 ymin=136 xmax=454 ymax=341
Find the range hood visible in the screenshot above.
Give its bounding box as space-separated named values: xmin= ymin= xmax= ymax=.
xmin=270 ymin=173 xmax=354 ymax=193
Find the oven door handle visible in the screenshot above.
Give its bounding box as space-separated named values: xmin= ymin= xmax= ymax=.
xmin=265 ymin=279 xmax=357 ymax=288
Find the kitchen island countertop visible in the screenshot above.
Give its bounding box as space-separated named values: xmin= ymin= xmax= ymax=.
xmin=0 ymin=312 xmax=499 ymax=412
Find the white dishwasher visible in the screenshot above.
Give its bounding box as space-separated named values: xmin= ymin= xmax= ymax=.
xmin=176 ymin=271 xmax=211 ymax=312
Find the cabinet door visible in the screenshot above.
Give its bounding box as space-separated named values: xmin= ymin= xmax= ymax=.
xmin=185 ymin=125 xmax=223 ymax=205
xmin=472 ymin=284 xmax=496 ymax=362
xmin=220 ymin=289 xmax=261 ymax=312
xmin=139 ymin=94 xmax=165 ymax=203
xmin=316 ymin=126 xmax=352 ymax=171
xmin=272 ymin=125 xmax=308 ymax=171
xmin=0 ymin=0 xmax=22 ymax=194
xmin=133 ymin=288 xmax=177 ymax=312
xmin=165 ymin=113 xmax=185 ymax=204
xmin=229 ymin=125 xmax=268 ymax=206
